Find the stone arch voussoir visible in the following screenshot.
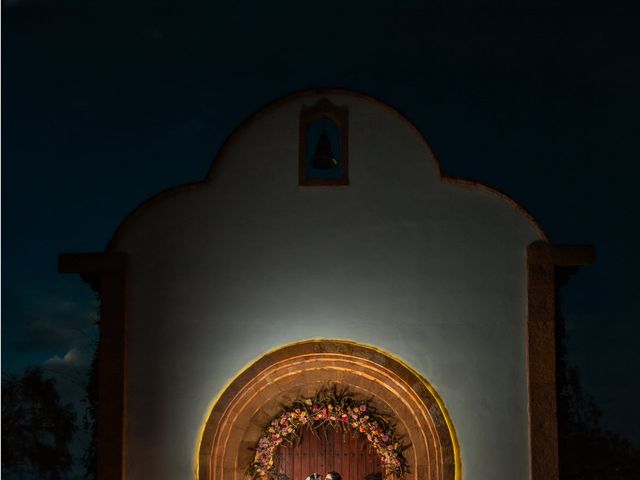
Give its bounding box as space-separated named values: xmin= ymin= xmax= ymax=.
xmin=197 ymin=340 xmax=460 ymax=480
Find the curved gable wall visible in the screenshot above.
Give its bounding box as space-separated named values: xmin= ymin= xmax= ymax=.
xmin=111 ymin=91 xmax=544 ymax=480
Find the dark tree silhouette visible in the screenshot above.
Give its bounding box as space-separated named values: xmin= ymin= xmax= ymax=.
xmin=556 ymin=273 xmax=640 ymax=479
xmin=82 ymin=341 xmax=98 ymax=479
xmin=2 ymin=366 xmax=77 ymax=479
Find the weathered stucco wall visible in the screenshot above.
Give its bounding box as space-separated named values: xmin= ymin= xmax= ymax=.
xmin=111 ymin=91 xmax=544 ymax=480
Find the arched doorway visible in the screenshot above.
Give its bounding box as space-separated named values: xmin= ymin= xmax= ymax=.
xmin=197 ymin=340 xmax=460 ymax=480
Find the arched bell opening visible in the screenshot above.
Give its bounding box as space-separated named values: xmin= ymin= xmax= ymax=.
xmin=197 ymin=340 xmax=460 ymax=480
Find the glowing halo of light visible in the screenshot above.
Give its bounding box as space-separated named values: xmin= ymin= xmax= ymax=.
xmin=195 ymin=339 xmax=461 ymax=480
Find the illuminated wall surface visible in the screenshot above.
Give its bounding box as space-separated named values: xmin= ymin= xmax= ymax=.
xmin=109 ymin=91 xmax=544 ymax=479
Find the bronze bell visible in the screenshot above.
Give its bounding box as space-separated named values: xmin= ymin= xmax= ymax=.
xmin=311 ymin=130 xmax=338 ymax=169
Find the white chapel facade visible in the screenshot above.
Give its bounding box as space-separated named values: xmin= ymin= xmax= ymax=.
xmin=61 ymin=89 xmax=593 ymax=480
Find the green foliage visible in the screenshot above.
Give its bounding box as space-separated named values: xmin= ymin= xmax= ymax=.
xmin=82 ymin=344 xmax=98 ymax=479
xmin=2 ymin=366 xmax=77 ymax=479
xmin=82 ymin=295 xmax=101 ymax=480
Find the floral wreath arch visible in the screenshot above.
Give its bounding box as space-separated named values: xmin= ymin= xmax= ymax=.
xmin=248 ymin=388 xmax=408 ymax=480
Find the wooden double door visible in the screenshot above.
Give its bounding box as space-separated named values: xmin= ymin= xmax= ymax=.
xmin=277 ymin=427 xmax=382 ymax=480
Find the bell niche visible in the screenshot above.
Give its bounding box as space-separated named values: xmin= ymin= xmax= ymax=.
xmin=299 ymin=98 xmax=349 ymax=186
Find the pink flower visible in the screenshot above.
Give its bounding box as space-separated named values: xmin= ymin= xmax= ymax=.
xmin=359 ymin=404 xmax=367 ymax=412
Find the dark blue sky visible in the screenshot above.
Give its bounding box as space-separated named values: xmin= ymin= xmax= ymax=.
xmin=4 ymin=0 xmax=640 ymax=456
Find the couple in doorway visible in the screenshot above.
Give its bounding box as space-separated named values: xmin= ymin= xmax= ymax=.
xmin=306 ymin=473 xmax=341 ymax=480
xmin=304 ymin=473 xmax=382 ymax=480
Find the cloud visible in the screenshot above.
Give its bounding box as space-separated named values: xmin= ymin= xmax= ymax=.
xmin=45 ymin=347 xmax=92 ymax=369
xmin=43 ymin=346 xmax=94 ymax=410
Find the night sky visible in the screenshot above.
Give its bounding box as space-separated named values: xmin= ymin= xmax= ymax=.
xmin=4 ymin=0 xmax=640 ymax=469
